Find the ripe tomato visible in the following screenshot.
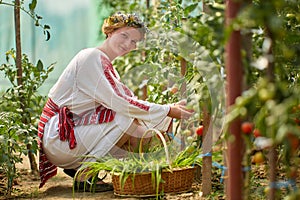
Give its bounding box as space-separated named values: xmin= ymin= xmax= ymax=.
xmin=287 ymin=133 xmax=300 ymax=154
xmin=294 ymin=118 xmax=300 ymax=125
xmin=196 ymin=125 xmax=204 ymax=136
xmin=288 ymin=167 xmax=297 ymax=179
xmin=241 ymin=122 xmax=253 ymax=134
xmin=253 ymin=129 xmax=261 ymax=138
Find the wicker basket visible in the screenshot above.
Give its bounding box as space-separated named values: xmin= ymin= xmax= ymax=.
xmin=112 ymin=129 xmax=196 ymax=197
xmin=112 ymin=167 xmax=196 ymax=197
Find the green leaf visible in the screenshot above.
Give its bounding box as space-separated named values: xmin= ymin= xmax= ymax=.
xmin=36 ymin=60 xmax=43 ymax=71
xmin=184 ymin=3 xmax=198 ymax=16
xmin=29 ymin=0 xmax=37 ymax=11
xmin=0 ymin=64 xmax=6 ymax=71
xmin=44 ymin=24 xmax=50 ymax=30
xmin=47 ymin=63 xmax=56 ymax=72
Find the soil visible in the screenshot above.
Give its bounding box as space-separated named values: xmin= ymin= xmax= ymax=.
xmin=1 ymin=156 xmax=206 ymax=200
xmin=6 ymin=152 xmax=296 ymax=199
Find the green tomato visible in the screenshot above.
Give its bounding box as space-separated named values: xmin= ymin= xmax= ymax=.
xmin=182 ymin=129 xmax=192 ymax=136
xmin=186 ymin=136 xmax=194 ymax=143
xmin=235 ymin=96 xmax=247 ymax=107
xmin=258 ymin=88 xmax=274 ymax=101
xmin=239 ymin=107 xmax=247 ymax=117
xmin=192 ymin=142 xmax=198 ymax=147
xmin=185 ymin=145 xmax=196 ymax=154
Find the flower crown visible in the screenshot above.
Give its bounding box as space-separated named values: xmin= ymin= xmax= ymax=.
xmin=106 ymin=12 xmax=149 ymax=33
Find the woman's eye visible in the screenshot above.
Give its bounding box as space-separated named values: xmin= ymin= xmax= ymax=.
xmin=131 ymin=40 xmax=137 ymax=46
xmin=121 ymin=33 xmax=128 ymax=38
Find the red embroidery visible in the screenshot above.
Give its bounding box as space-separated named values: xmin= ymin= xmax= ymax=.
xmin=38 ymin=99 xmax=59 ymax=188
xmin=101 ymin=55 xmax=150 ymax=111
xmin=122 ymin=85 xmax=134 ymax=97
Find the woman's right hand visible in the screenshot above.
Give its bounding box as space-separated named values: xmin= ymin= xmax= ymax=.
xmin=167 ymin=101 xmax=194 ymax=120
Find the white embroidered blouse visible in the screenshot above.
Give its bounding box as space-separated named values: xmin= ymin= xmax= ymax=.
xmin=48 ymin=48 xmax=172 ymax=133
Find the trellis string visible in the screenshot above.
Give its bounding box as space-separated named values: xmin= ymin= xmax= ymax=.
xmin=269 ymin=179 xmax=297 ymax=190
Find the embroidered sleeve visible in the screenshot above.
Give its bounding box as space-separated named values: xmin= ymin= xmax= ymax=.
xmin=75 ymin=49 xmax=171 ymax=128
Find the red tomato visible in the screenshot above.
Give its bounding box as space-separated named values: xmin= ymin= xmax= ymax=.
xmin=241 ymin=122 xmax=253 ymax=134
xmin=294 ymin=118 xmax=300 ymax=125
xmin=253 ymin=129 xmax=261 ymax=138
xmin=287 ymin=133 xmax=300 ymax=154
xmin=289 ymin=167 xmax=297 ymax=179
xmin=196 ymin=125 xmax=204 ymax=136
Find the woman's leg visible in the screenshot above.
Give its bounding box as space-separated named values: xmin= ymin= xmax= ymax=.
xmin=109 ymin=119 xmax=153 ymax=157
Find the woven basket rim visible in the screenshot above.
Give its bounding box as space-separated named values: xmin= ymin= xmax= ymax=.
xmin=111 ymin=166 xmax=196 ymax=176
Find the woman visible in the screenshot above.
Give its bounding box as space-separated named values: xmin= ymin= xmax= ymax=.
xmin=38 ymin=12 xmax=194 ymax=192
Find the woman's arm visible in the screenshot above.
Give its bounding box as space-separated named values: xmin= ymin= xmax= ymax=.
xmin=75 ymin=50 xmax=173 ymax=127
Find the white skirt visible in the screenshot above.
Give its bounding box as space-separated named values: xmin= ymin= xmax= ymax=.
xmin=42 ymin=113 xmax=135 ymax=169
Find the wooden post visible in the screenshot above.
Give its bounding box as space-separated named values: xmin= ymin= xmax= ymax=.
xmin=14 ymin=0 xmax=22 ymax=86
xmin=141 ymin=49 xmax=147 ymax=100
xmin=200 ymin=1 xmax=213 ymax=196
xmin=268 ymin=146 xmax=277 ymax=200
xmin=141 ymin=0 xmax=150 ymax=101
xmin=201 ymin=107 xmax=212 ymax=196
xmin=142 ymin=84 xmax=147 ymax=100
xmin=225 ymin=0 xmax=243 ymax=199
xmin=265 ymin=21 xmax=276 ymax=200
xmin=14 ymin=0 xmax=38 ymax=174
xmin=180 ymin=58 xmax=187 ymax=150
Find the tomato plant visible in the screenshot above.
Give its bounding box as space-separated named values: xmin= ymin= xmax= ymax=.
xmin=0 ymin=0 xmax=53 ymax=196
xmin=95 ymin=0 xmax=300 ymax=199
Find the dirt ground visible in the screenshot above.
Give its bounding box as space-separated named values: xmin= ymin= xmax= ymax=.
xmin=3 ymin=156 xmax=204 ymax=200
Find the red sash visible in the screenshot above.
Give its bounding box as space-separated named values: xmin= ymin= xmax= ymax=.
xmin=38 ymin=98 xmax=115 ymax=188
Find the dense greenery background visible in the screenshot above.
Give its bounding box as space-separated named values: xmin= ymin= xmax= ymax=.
xmin=0 ymin=0 xmax=300 ymax=198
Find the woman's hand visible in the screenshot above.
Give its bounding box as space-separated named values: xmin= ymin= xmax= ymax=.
xmin=167 ymin=100 xmax=194 ymax=120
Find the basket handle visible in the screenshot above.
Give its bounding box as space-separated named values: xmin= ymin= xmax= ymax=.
xmin=138 ymin=129 xmax=171 ymax=169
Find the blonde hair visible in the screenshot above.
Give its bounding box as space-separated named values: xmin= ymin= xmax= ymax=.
xmin=102 ymin=12 xmax=148 ymax=38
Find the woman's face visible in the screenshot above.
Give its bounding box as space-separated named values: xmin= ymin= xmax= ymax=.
xmin=107 ymin=27 xmax=143 ymax=56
